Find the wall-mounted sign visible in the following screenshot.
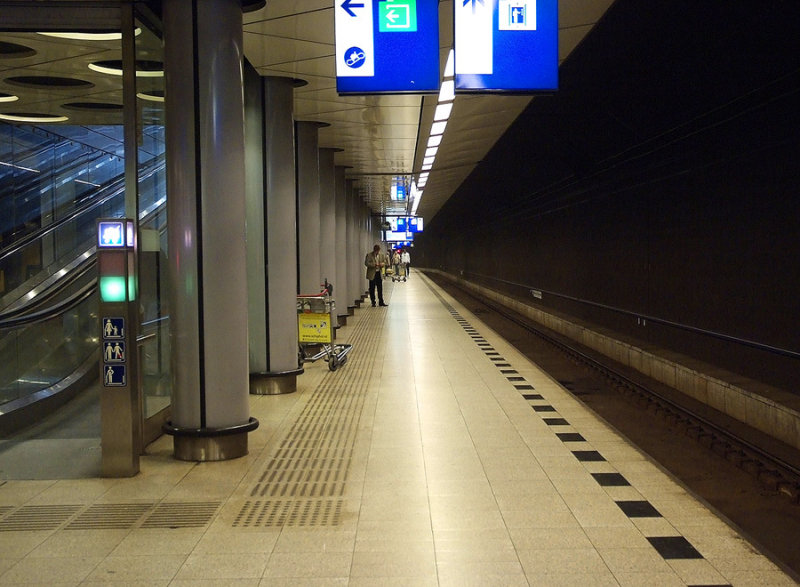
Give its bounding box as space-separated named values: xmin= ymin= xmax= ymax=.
xmin=335 ymin=0 xmax=440 ymax=93
xmin=455 ymin=0 xmax=558 ymax=92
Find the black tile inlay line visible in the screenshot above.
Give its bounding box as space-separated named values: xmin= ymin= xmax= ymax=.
xmin=485 ymin=352 xmax=500 ymax=356
xmin=572 ymin=450 xmax=605 ymax=462
xmin=522 ymin=394 xmax=544 ymax=400
xmin=495 ymin=363 xmax=511 ymax=368
xmin=515 ymin=384 xmax=534 ymax=390
xmin=532 ymin=405 xmax=556 ymax=413
xmin=507 ymin=376 xmax=524 ymax=381
xmin=647 ymin=536 xmax=703 ymax=560
xmin=500 ymin=370 xmax=518 ymax=374
xmin=544 ymin=418 xmax=569 ymax=426
xmin=616 ymin=501 xmax=662 ymax=518
xmin=490 ymin=357 xmax=504 ymax=362
xmin=592 ymin=473 xmax=630 ymax=486
xmin=556 ymin=432 xmax=585 ymax=442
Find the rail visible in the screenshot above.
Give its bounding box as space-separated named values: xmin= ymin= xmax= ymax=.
xmin=462 ymin=270 xmax=800 ymax=360
xmin=447 ymin=276 xmax=800 ymax=500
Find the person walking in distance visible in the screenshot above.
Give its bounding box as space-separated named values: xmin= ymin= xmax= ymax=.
xmin=364 ymin=244 xmax=388 ymax=307
xmin=401 ymin=248 xmax=411 ymax=279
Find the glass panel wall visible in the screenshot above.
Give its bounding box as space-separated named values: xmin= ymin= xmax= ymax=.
xmin=133 ymin=20 xmax=170 ymax=419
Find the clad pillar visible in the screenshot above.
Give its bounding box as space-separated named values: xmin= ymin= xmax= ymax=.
xmin=346 ymin=180 xmax=360 ymax=310
xmin=334 ymin=167 xmax=349 ymax=323
xmin=296 ymin=122 xmax=323 ymax=294
xmin=249 ymin=76 xmax=303 ymax=395
xmin=162 ymin=0 xmax=257 ymax=460
xmin=319 ymin=148 xmax=338 ymax=326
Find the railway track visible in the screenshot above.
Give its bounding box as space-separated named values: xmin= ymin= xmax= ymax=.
xmin=431 ymin=273 xmax=800 ymax=576
xmin=446 ymin=279 xmax=800 ymax=504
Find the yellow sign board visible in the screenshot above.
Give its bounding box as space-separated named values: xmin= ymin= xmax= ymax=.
xmin=298 ymin=312 xmax=332 ymax=343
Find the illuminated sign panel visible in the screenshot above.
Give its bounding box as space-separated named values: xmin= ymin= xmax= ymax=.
xmin=455 ymin=0 xmax=557 ymax=91
xmin=335 ymin=0 xmax=440 ymax=93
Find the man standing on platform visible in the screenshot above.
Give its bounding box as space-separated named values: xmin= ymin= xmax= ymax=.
xmin=365 ymin=244 xmax=388 ymax=307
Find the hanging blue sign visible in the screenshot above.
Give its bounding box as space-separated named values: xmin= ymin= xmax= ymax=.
xmin=335 ymin=0 xmax=440 ymax=93
xmin=454 ymin=0 xmax=558 ymax=92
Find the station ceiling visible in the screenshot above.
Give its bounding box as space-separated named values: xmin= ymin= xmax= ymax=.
xmin=0 ymin=0 xmax=615 ymax=222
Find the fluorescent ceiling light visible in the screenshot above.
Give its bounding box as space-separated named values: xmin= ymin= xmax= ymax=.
xmin=421 ymin=163 xmax=432 ymax=171
xmin=137 ymin=92 xmax=164 ymax=102
xmin=0 ymin=95 xmax=19 ymax=103
xmin=427 ymin=134 xmax=442 ymax=147
xmin=430 ymin=120 xmax=447 ymax=135
xmin=425 ymin=146 xmax=438 ymax=158
xmin=0 ymin=113 xmax=68 ymax=123
xmin=39 ymin=29 xmax=141 ymax=41
xmin=89 ymin=62 xmax=163 ymax=77
xmin=434 ymin=103 xmax=452 ymax=121
xmin=423 ymin=156 xmax=435 ymax=166
xmin=439 ymin=80 xmax=454 ymax=103
xmin=444 ymin=49 xmax=454 ymax=78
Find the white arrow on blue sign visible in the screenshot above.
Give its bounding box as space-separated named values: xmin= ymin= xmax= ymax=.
xmin=335 ymin=0 xmax=375 ymax=77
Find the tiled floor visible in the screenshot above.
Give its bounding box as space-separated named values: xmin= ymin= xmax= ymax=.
xmin=0 ymin=273 xmax=795 ymax=585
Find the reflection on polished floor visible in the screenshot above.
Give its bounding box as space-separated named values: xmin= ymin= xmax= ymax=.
xmin=0 ymin=273 xmax=794 ymax=585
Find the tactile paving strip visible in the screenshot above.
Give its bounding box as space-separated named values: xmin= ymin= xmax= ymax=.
xmin=242 ymin=299 xmax=384 ymax=526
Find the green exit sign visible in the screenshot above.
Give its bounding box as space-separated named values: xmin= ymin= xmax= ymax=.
xmin=379 ymin=0 xmax=417 ymax=32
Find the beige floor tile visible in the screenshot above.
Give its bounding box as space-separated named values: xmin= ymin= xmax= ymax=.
xmin=597 ymin=547 xmax=673 ymax=574
xmin=110 ymin=528 xmax=202 ymax=555
xmin=517 ymin=547 xmax=612 ymax=575
xmin=85 ymin=554 xmax=187 ymax=582
xmin=436 ymin=560 xmax=527 ymax=585
xmin=613 ymin=571 xmax=686 ymax=586
xmin=508 ymin=526 xmax=593 ymax=551
xmin=193 ymin=529 xmax=280 ymax=554
xmin=174 ymin=552 xmax=269 ymax=580
xmin=0 ymin=532 xmax=51 ymax=558
xmin=350 ymin=549 xmax=435 ymax=578
xmin=666 ymin=558 xmax=728 ymax=584
xmin=29 ymin=529 xmax=127 ymax=558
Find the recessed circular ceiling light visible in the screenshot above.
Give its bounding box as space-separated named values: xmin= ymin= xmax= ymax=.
xmin=137 ymin=90 xmax=165 ymax=103
xmin=89 ymin=60 xmax=164 ymax=77
xmin=5 ymin=76 xmax=94 ymax=89
xmin=0 ymin=93 xmax=19 ymax=103
xmin=0 ymin=112 xmax=69 ymax=123
xmin=38 ymin=29 xmax=141 ymax=41
xmin=0 ymin=41 xmax=37 ymax=59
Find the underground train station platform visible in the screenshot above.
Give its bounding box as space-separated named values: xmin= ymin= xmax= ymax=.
xmin=0 ymin=274 xmax=794 ymax=585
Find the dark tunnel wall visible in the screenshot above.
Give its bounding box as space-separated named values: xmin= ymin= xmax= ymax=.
xmin=415 ymin=0 xmax=800 ymax=392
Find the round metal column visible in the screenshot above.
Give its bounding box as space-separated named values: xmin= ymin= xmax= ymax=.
xmin=162 ymin=0 xmax=257 ymax=460
xmin=250 ymin=76 xmax=303 ymax=395
xmin=319 ymin=147 xmax=338 ymax=328
xmin=297 ymin=121 xmax=323 ymax=295
xmin=334 ymin=167 xmax=349 ymax=323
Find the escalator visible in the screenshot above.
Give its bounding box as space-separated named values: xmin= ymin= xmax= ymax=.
xmin=0 ymin=122 xmax=168 ymax=443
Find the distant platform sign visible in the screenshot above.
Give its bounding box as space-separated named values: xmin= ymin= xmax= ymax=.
xmin=336 ymin=0 xmax=439 ymax=93
xmin=455 ymin=0 xmax=558 ymax=92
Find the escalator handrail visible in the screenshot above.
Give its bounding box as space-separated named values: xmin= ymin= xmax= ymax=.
xmin=0 ymin=279 xmax=96 ymax=330
xmin=0 ymin=158 xmax=165 ymax=263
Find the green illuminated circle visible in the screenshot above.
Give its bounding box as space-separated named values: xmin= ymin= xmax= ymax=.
xmin=100 ymin=276 xmax=127 ymax=302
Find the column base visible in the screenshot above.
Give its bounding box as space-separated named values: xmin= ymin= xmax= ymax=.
xmin=347 ymin=306 xmax=356 ymax=316
xmin=249 ymin=369 xmax=303 ymax=395
xmin=337 ymin=314 xmax=348 ymax=326
xmin=162 ymin=417 xmax=259 ymax=461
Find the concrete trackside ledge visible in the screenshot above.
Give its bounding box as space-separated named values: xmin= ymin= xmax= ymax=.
xmin=427 ymin=269 xmax=800 ymax=451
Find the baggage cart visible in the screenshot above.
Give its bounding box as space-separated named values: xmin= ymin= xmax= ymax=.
xmin=297 ymin=293 xmax=352 ymax=371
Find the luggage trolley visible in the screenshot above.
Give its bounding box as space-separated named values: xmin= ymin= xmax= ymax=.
xmin=297 ymin=293 xmax=352 ymax=371
xmin=391 ymin=264 xmax=406 ymax=282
